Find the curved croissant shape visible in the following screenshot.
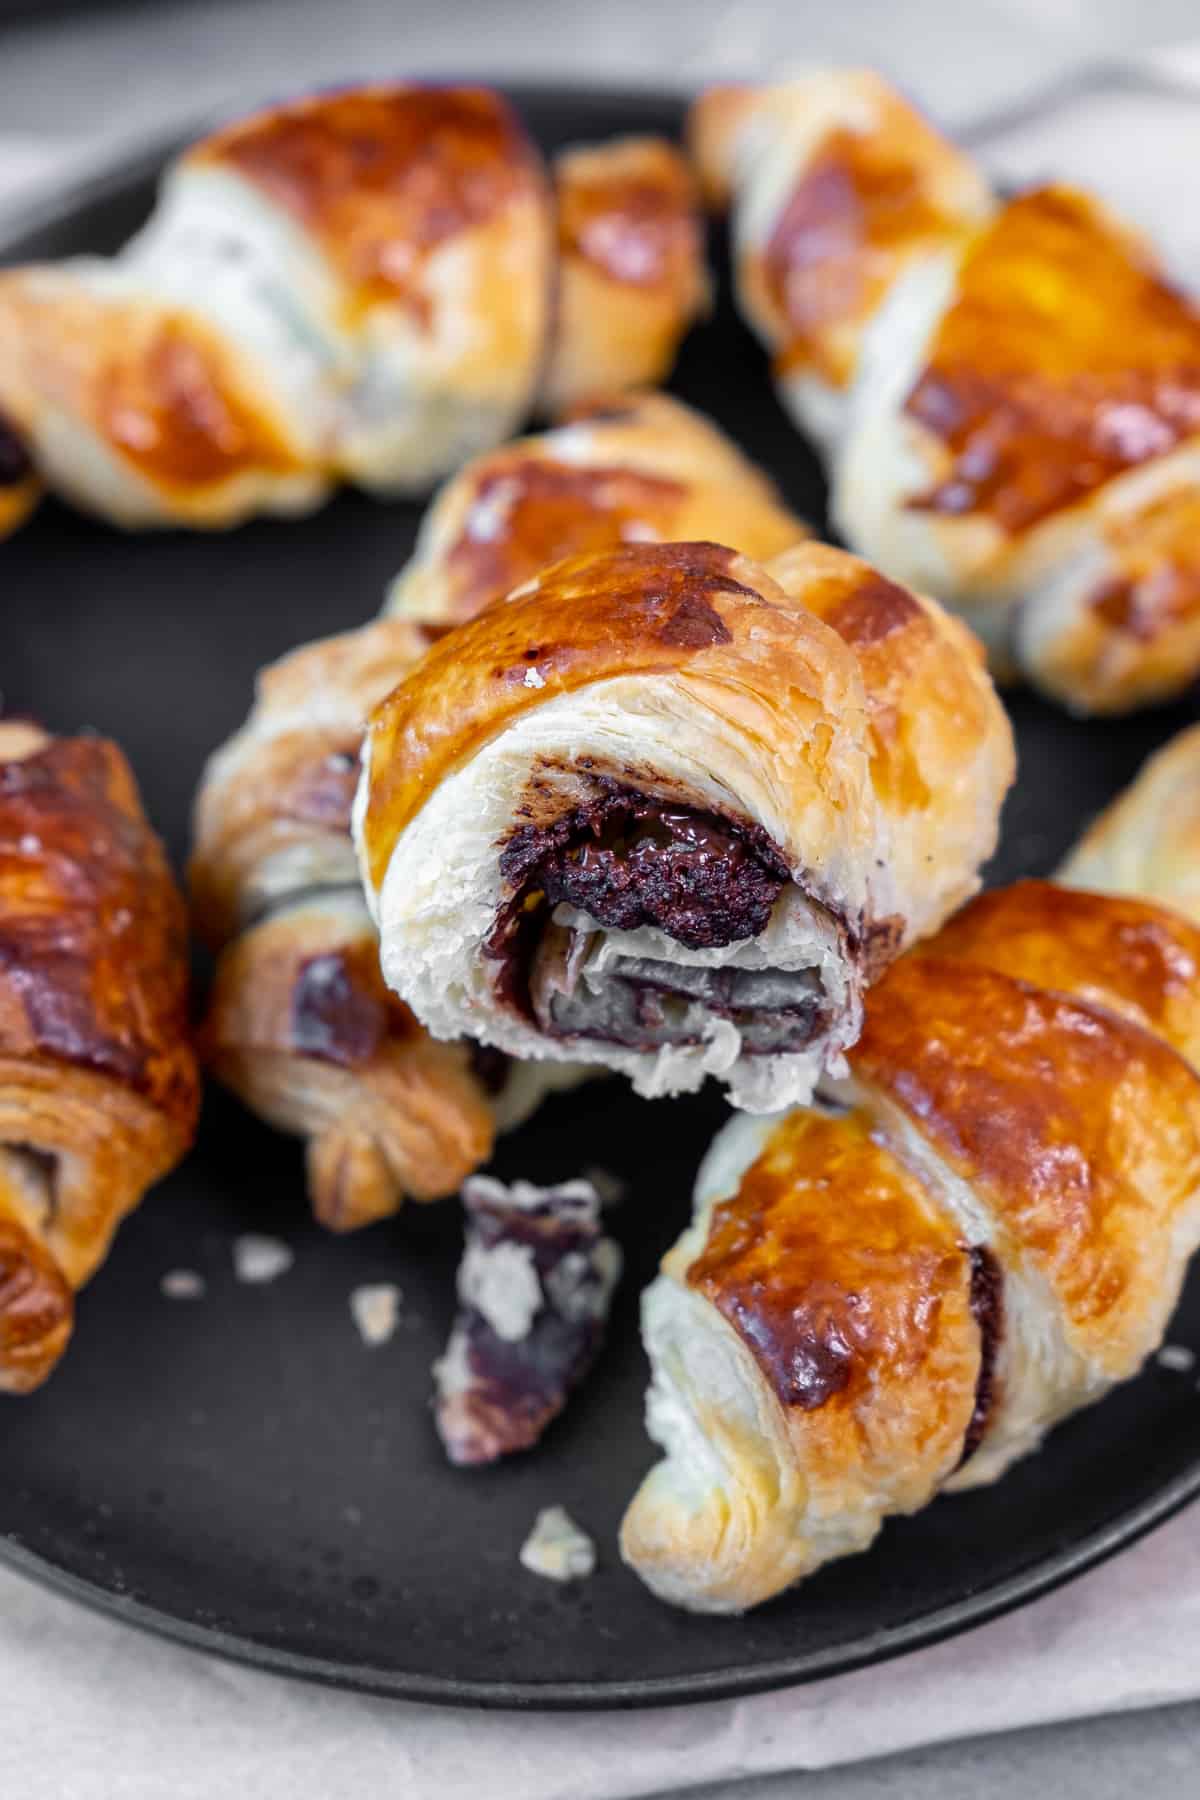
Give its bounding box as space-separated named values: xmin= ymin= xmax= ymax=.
xmin=193 ymin=399 xmax=797 ymax=1223
xmin=1060 ymin=723 xmax=1200 ymax=924
xmin=692 ymin=71 xmax=1200 ymax=714
xmin=383 ymin=390 xmax=808 ymax=627
xmin=622 ymin=877 xmax=1200 ymax=1611
xmin=0 ymin=86 xmax=705 ymax=531
xmin=0 ymin=723 xmax=199 ymax=1393
xmin=356 ymin=538 xmax=1012 ymax=1112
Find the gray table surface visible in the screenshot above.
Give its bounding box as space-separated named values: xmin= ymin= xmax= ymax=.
xmin=4 ymin=0 xmax=1200 ymax=1794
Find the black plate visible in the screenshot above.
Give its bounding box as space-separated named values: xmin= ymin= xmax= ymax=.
xmin=3 ymin=85 xmax=1200 ymax=1711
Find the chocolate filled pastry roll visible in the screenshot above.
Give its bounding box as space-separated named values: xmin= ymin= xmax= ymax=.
xmin=383 ymin=391 xmax=808 ymax=628
xmin=622 ymin=879 xmax=1200 ymax=1610
xmin=0 ymin=85 xmax=707 ymax=531
xmin=0 ymin=723 xmax=199 ymax=1393
xmin=688 ymin=71 xmax=992 ymax=457
xmin=692 ymin=71 xmax=1200 ymax=714
xmin=194 ymin=402 xmax=806 ymax=1224
xmin=191 ymin=615 xmax=574 ymax=1230
xmin=356 ymin=539 xmax=1013 ymax=1111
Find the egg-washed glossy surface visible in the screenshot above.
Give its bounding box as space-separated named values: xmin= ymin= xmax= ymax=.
xmin=4 ymin=86 xmax=1200 ymax=1709
xmin=907 ymin=186 xmax=1200 ymax=534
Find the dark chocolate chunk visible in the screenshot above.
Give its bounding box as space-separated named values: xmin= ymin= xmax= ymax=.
xmin=433 ymin=1175 xmax=621 ymax=1466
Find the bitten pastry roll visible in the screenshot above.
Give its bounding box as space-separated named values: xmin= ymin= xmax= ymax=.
xmin=622 ymin=878 xmax=1200 ymax=1611
xmin=0 ymin=85 xmax=706 ymax=531
xmin=539 ymin=138 xmax=708 ymax=417
xmin=691 ymin=70 xmax=1200 ymax=714
xmin=383 ymin=391 xmax=809 ymax=628
xmin=195 ymin=401 xmax=810 ymax=1221
xmin=0 ymin=722 xmax=199 ymax=1393
xmin=1059 ymin=723 xmax=1200 ymax=924
xmin=434 ymin=1174 xmax=621 ymax=1464
xmin=356 ymin=539 xmax=1013 ymax=1111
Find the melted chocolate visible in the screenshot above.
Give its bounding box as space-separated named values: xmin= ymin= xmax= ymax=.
xmin=0 ymin=414 xmax=30 ymax=487
xmin=498 ymin=783 xmax=788 ymax=957
xmin=291 ymin=951 xmax=387 ymax=1067
xmin=958 ymin=1243 xmax=1004 ymax=1467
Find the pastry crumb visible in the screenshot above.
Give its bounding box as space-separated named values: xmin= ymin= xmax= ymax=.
xmin=523 ymin=665 xmax=545 ymax=689
xmin=581 ymin=1164 xmax=625 ymax=1206
xmin=160 ymin=1268 xmax=206 ymax=1300
xmin=350 ymin=1282 xmax=402 ymax=1347
xmin=519 ymin=1506 xmax=595 ymax=1582
xmin=233 ymin=1234 xmax=294 ymax=1285
xmin=1157 ymin=1343 xmax=1195 ymax=1372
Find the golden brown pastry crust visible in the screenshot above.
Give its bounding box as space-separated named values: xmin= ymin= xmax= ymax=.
xmin=689 ymin=72 xmax=987 ymax=388
xmin=851 ymin=944 xmax=1200 ymax=1373
xmin=202 ymin=898 xmax=493 ymax=1230
xmin=0 ymin=285 xmax=306 ymax=509
xmin=362 ymin=540 xmax=862 ymax=890
xmin=190 ymin=615 xmax=438 ymax=946
xmin=541 ymin=138 xmax=708 ymax=413
xmin=0 ymin=725 xmax=199 ymax=1392
xmin=192 ymin=84 xmax=545 ymax=326
xmin=386 ymin=391 xmax=808 ymax=630
xmin=907 ymin=188 xmax=1200 ymax=535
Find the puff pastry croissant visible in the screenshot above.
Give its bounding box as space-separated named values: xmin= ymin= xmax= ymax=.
xmin=356 ymin=537 xmax=1013 ymax=1112
xmin=1060 ymin=723 xmax=1200 ymax=923
xmin=691 ymin=70 xmax=1200 ymax=714
xmin=192 ymin=395 xmax=802 ymax=1225
xmin=622 ymin=873 xmax=1200 ymax=1612
xmin=0 ymin=85 xmax=705 ymax=531
xmin=0 ymin=723 xmax=199 ymax=1393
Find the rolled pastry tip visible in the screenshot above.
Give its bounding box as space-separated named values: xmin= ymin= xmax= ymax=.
xmin=687 ymin=70 xmax=992 ymax=453
xmin=434 ymin=1173 xmax=621 ymax=1464
xmin=1059 ymin=723 xmax=1200 ymax=924
xmin=355 ymin=538 xmax=1013 ymax=1112
xmin=382 ymin=390 xmax=809 ymax=628
xmin=833 ymin=183 xmax=1200 ymax=711
xmin=622 ymin=879 xmax=1200 ymax=1611
xmin=538 ymin=137 xmax=709 ymax=418
xmin=0 ymin=723 xmax=199 ymax=1393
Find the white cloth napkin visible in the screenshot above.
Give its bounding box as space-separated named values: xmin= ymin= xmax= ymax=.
xmin=5 ymin=56 xmax=1200 ymax=1800
xmin=3 ymin=1506 xmax=1200 ymax=1800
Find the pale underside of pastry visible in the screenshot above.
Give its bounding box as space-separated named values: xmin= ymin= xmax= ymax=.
xmin=357 ymin=537 xmax=1012 ymax=1114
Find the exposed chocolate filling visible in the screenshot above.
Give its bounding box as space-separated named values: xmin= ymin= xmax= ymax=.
xmin=530 ymin=927 xmax=825 ymax=1055
xmin=0 ymin=414 xmax=30 ymax=487
xmin=489 ymin=782 xmax=819 ymax=1053
xmin=958 ymin=1243 xmax=1004 ymax=1468
xmin=500 ymin=785 xmax=785 ymax=951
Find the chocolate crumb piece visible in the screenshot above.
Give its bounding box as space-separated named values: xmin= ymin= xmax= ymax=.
xmin=433 ymin=1174 xmax=622 ymax=1466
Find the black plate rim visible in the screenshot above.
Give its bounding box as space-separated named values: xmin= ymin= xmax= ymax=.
xmin=4 ymin=88 xmax=1200 ymax=1713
